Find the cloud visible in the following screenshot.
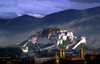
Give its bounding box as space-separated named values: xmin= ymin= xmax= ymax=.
xmin=0 ymin=12 xmax=45 ymax=19
xmin=0 ymin=13 xmax=22 ymax=19
xmin=0 ymin=4 xmax=5 ymax=7
xmin=0 ymin=0 xmax=70 ymax=18
xmin=28 ymin=13 xmax=44 ymax=18
xmin=0 ymin=0 xmax=100 ymax=19
xmin=16 ymin=13 xmax=22 ymax=16
xmin=69 ymin=0 xmax=100 ymax=3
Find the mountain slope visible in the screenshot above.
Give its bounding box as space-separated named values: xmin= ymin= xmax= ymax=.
xmin=62 ymin=15 xmax=100 ymax=48
xmin=1 ymin=6 xmax=100 ymax=32
xmin=0 ymin=15 xmax=44 ymax=46
xmin=42 ymin=6 xmax=100 ymax=25
xmin=3 ymin=15 xmax=43 ymax=32
xmin=0 ymin=6 xmax=100 ymax=47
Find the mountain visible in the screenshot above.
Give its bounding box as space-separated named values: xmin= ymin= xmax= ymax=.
xmin=62 ymin=15 xmax=100 ymax=48
xmin=0 ymin=15 xmax=44 ymax=46
xmin=1 ymin=6 xmax=100 ymax=32
xmin=0 ymin=6 xmax=100 ymax=47
xmin=2 ymin=15 xmax=43 ymax=32
xmin=42 ymin=6 xmax=100 ymax=25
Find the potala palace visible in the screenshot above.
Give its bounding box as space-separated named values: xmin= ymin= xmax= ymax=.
xmin=21 ymin=27 xmax=86 ymax=53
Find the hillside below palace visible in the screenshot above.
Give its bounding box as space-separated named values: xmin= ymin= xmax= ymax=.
xmin=22 ymin=27 xmax=86 ymax=53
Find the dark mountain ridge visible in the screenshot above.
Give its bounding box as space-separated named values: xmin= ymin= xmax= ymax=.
xmin=2 ymin=15 xmax=42 ymax=32
xmin=1 ymin=6 xmax=100 ymax=32
xmin=42 ymin=6 xmax=100 ymax=25
xmin=0 ymin=6 xmax=100 ymax=48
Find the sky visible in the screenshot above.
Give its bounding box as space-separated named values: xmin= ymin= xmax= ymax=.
xmin=0 ymin=0 xmax=100 ymax=19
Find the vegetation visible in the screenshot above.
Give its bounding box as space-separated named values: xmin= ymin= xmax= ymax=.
xmin=63 ymin=15 xmax=100 ymax=48
xmin=10 ymin=40 xmax=55 ymax=52
xmin=58 ymin=39 xmax=71 ymax=48
xmin=9 ymin=40 xmax=28 ymax=47
xmin=97 ymin=48 xmax=100 ymax=49
xmin=27 ymin=42 xmax=54 ymax=52
xmin=0 ymin=47 xmax=22 ymax=58
xmin=75 ymin=43 xmax=94 ymax=49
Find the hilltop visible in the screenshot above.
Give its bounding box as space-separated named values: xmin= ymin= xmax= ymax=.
xmin=9 ymin=27 xmax=92 ymax=53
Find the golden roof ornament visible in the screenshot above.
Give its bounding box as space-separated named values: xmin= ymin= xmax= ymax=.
xmin=80 ymin=45 xmax=84 ymax=58
xmin=52 ymin=31 xmax=55 ymax=34
xmin=53 ymin=52 xmax=59 ymax=60
xmin=59 ymin=47 xmax=65 ymax=58
xmin=53 ymin=27 xmax=55 ymax=29
xmin=59 ymin=48 xmax=63 ymax=58
xmin=62 ymin=49 xmax=65 ymax=58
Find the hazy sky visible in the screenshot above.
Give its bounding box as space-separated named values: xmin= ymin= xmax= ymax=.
xmin=0 ymin=0 xmax=100 ymax=19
